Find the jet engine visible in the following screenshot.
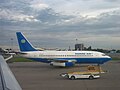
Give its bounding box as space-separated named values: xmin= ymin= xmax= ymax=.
xmin=50 ymin=62 xmax=74 ymax=67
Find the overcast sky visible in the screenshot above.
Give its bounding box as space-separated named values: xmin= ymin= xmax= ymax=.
xmin=0 ymin=0 xmax=120 ymax=49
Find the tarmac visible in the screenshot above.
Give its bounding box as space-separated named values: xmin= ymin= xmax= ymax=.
xmin=9 ymin=61 xmax=120 ymax=90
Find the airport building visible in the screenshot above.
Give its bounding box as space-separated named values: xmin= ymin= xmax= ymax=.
xmin=75 ymin=44 xmax=84 ymax=51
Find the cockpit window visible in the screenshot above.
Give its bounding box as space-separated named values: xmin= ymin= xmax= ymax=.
xmin=102 ymin=54 xmax=106 ymax=56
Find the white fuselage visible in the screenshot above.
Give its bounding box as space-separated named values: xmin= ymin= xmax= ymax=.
xmin=21 ymin=51 xmax=111 ymax=64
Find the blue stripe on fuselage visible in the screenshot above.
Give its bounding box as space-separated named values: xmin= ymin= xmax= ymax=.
xmin=28 ymin=57 xmax=111 ymax=64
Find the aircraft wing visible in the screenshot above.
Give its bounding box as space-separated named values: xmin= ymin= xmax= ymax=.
xmin=48 ymin=58 xmax=76 ymax=67
xmin=0 ymin=55 xmax=22 ymax=90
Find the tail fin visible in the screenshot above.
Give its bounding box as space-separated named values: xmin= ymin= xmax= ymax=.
xmin=16 ymin=32 xmax=37 ymax=51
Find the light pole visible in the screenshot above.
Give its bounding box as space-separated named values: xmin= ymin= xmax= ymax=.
xmin=11 ymin=38 xmax=13 ymax=51
xmin=76 ymin=38 xmax=78 ymax=44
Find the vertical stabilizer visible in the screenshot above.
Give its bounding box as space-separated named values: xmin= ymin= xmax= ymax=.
xmin=16 ymin=32 xmax=37 ymax=51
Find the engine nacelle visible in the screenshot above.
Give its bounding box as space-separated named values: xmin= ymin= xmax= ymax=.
xmin=50 ymin=62 xmax=74 ymax=67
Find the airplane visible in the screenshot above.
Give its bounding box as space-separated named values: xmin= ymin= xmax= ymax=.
xmin=16 ymin=32 xmax=111 ymax=67
xmin=0 ymin=55 xmax=22 ymax=90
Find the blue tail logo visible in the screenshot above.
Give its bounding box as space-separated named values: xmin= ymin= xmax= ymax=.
xmin=16 ymin=32 xmax=37 ymax=51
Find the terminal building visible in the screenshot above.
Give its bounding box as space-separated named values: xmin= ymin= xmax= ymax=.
xmin=75 ymin=44 xmax=84 ymax=51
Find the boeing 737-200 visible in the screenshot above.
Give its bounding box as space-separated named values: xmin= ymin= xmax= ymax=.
xmin=16 ymin=32 xmax=111 ymax=67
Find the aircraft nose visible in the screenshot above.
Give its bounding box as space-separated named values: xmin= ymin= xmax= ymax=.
xmin=107 ymin=56 xmax=112 ymax=61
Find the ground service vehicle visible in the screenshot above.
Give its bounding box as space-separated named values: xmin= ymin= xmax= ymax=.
xmin=60 ymin=72 xmax=100 ymax=80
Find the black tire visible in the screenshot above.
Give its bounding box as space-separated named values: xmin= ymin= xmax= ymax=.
xmin=89 ymin=76 xmax=94 ymax=80
xmin=50 ymin=63 xmax=53 ymax=66
xmin=70 ymin=76 xmax=76 ymax=80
